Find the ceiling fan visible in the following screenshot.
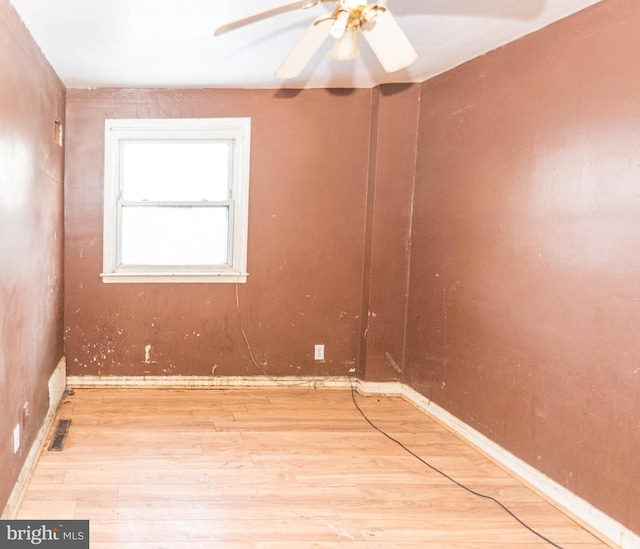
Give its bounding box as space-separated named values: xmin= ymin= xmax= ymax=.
xmin=215 ymin=0 xmax=418 ymax=79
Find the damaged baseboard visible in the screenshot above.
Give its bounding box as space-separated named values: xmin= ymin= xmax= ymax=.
xmin=66 ymin=374 xmax=353 ymax=389
xmin=2 ymin=357 xmax=66 ymax=519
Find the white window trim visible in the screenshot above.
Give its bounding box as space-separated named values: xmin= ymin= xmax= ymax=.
xmin=101 ymin=118 xmax=251 ymax=284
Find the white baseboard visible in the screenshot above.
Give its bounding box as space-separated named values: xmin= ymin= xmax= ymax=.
xmin=66 ymin=374 xmax=353 ymax=389
xmin=354 ymin=379 xmax=404 ymax=396
xmin=48 ymin=357 xmax=67 ymax=414
xmin=38 ymin=374 xmax=640 ymax=547
xmin=2 ymin=357 xmax=66 ymax=519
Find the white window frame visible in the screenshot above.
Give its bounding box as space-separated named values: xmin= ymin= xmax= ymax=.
xmin=101 ymin=118 xmax=251 ymax=284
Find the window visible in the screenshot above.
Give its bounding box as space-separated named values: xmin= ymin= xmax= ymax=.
xmin=102 ymin=118 xmax=251 ymax=283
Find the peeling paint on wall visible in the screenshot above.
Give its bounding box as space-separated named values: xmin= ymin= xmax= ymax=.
xmin=144 ymin=344 xmax=151 ymax=364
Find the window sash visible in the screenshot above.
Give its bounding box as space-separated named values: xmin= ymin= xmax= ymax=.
xmin=117 ymin=203 xmax=233 ymax=269
xmin=120 ymin=139 xmax=233 ymax=202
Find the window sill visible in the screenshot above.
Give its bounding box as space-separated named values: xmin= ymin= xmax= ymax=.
xmin=100 ymin=272 xmax=248 ymax=284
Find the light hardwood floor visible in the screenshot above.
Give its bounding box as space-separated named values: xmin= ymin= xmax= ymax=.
xmin=16 ymin=387 xmax=608 ymax=548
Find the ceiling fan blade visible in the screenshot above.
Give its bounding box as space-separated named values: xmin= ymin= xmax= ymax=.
xmin=361 ymin=8 xmax=418 ymax=73
xmin=215 ymin=0 xmax=333 ymax=36
xmin=275 ymin=17 xmax=333 ymax=79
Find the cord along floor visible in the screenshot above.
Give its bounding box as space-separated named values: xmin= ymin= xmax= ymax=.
xmin=16 ymin=387 xmax=607 ymax=548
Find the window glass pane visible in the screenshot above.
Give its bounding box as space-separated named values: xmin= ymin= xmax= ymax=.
xmin=120 ymin=206 xmax=229 ymax=266
xmin=122 ymin=141 xmax=230 ymax=201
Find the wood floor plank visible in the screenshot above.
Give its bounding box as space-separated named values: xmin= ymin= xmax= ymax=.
xmin=16 ymin=500 xmax=77 ymax=520
xmin=21 ymin=483 xmax=119 ymax=501
xmin=93 ymin=544 xmax=254 ymax=549
xmin=76 ymin=499 xmax=338 ymax=521
xmin=87 ymin=518 xmax=366 ymax=543
xmin=15 ymin=387 xmax=608 ymax=548
xmin=115 ymin=482 xmax=365 ymax=503
xmin=255 ymin=544 xmax=566 ymax=549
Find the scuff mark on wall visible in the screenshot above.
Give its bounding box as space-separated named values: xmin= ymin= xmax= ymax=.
xmin=144 ymin=344 xmax=152 ymax=364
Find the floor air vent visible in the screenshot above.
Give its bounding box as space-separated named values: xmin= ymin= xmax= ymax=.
xmin=48 ymin=419 xmax=71 ymax=451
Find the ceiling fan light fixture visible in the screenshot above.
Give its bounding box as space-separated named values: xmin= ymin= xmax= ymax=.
xmin=360 ymin=3 xmax=382 ymax=30
xmin=329 ymin=29 xmax=361 ymax=61
xmin=218 ymin=0 xmax=418 ymax=79
xmin=330 ymin=9 xmax=350 ymax=39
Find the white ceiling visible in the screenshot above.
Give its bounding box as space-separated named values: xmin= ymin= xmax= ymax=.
xmin=11 ymin=0 xmax=602 ymax=89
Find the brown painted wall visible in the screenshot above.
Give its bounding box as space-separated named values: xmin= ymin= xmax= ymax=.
xmin=64 ymin=88 xmax=373 ymax=378
xmin=405 ymin=0 xmax=640 ymax=533
xmin=0 ymin=2 xmax=65 ymax=512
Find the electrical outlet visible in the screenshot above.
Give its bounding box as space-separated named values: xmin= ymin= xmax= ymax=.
xmin=13 ymin=424 xmax=20 ymax=454
xmin=314 ymin=344 xmax=325 ymax=361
